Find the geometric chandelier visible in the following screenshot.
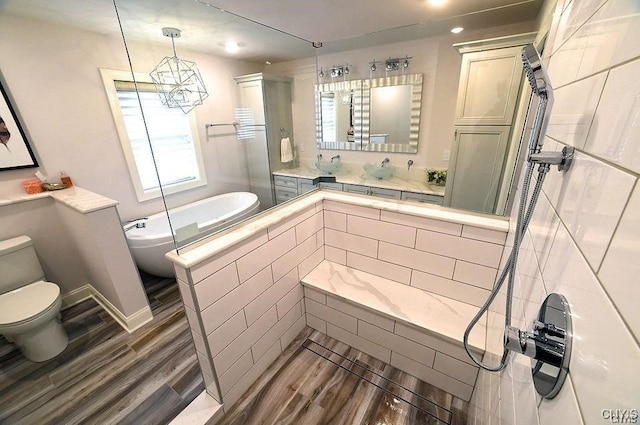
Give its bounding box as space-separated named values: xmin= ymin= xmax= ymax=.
xmin=149 ymin=27 xmax=209 ymax=114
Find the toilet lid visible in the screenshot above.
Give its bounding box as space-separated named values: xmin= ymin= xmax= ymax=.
xmin=0 ymin=281 xmax=60 ymax=325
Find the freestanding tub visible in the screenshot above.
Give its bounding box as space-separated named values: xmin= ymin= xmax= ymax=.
xmin=125 ymin=192 xmax=260 ymax=277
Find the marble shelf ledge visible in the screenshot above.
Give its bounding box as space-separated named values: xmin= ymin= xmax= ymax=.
xmin=301 ymin=260 xmax=486 ymax=354
xmin=273 ymin=163 xmax=445 ymax=197
xmin=167 ymin=189 xmax=508 ymax=275
xmin=0 ymin=186 xmax=118 ymax=214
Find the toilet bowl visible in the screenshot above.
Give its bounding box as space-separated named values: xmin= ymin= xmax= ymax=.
xmin=0 ymin=236 xmax=69 ymax=362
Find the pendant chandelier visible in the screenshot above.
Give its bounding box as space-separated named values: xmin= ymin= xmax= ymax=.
xmin=149 ymin=27 xmax=209 ymax=114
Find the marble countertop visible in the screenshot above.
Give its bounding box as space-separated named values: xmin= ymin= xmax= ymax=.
xmin=301 ymin=260 xmax=486 ymax=353
xmin=0 ymin=186 xmax=118 ymax=214
xmin=273 ymin=162 xmax=446 ymax=197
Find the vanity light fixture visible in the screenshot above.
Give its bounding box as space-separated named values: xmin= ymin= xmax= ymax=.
xmin=149 ymin=27 xmax=209 ymax=114
xmin=370 ymin=56 xmax=412 ymax=73
xmin=318 ymin=64 xmax=351 ymax=79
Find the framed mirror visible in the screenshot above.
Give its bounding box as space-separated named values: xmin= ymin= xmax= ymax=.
xmin=360 ymin=73 xmax=423 ymax=153
xmin=315 ymin=79 xmax=363 ymax=151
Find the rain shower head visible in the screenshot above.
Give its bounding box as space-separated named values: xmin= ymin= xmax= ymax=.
xmin=521 ymin=44 xmax=553 ymax=100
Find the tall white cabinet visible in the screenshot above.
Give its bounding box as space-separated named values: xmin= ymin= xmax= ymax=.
xmin=235 ymin=73 xmax=294 ymax=210
xmin=444 ymin=33 xmax=535 ymax=214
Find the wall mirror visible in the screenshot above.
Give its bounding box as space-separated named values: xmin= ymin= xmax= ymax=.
xmin=316 ymin=74 xmax=423 ymax=153
xmin=315 ymin=79 xmax=363 ymax=151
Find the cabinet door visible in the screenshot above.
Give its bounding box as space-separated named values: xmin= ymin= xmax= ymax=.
xmin=455 ymin=46 xmax=523 ymax=126
xmin=444 ymin=126 xmax=509 ymax=214
xmin=369 ymin=187 xmax=401 ymax=200
xmin=342 ymin=184 xmax=369 ymax=195
xmin=401 ymin=192 xmax=444 ymax=205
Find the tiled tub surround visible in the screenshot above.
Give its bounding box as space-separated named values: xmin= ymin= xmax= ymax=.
xmin=166 ymin=190 xmax=509 ymax=415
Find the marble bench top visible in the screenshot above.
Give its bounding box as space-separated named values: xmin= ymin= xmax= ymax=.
xmin=301 ymin=260 xmax=486 ymax=354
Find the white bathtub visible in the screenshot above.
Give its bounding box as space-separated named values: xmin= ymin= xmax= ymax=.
xmin=125 ymin=192 xmax=260 ymax=277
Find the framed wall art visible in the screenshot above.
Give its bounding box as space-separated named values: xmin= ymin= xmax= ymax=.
xmin=0 ymin=78 xmax=38 ymax=170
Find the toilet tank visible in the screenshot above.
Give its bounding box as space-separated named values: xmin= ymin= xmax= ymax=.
xmin=0 ymin=236 xmax=46 ymax=295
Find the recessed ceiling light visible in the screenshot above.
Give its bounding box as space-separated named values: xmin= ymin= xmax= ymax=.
xmin=225 ymin=41 xmax=239 ymax=53
xmin=451 ymin=27 xmax=464 ymax=34
xmin=428 ymin=0 xmax=447 ymax=6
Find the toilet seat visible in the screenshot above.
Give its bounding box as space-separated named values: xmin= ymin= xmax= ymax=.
xmin=0 ymin=281 xmax=60 ymax=326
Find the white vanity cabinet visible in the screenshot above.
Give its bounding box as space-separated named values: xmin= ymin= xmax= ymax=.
xmin=318 ymin=182 xmax=343 ymax=190
xmin=273 ymin=175 xmax=317 ymax=204
xmin=401 ymin=191 xmax=444 ymax=205
xmin=342 ymin=184 xmax=402 ymax=200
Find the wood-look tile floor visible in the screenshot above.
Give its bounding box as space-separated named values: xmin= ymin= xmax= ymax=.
xmin=0 ymin=272 xmax=204 ymax=425
xmin=217 ymin=329 xmax=469 ymax=425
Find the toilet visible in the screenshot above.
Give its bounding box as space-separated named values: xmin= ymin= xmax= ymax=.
xmin=0 ymin=236 xmax=68 ymax=362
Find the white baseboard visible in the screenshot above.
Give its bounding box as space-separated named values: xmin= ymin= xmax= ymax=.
xmin=62 ymin=284 xmax=153 ymax=333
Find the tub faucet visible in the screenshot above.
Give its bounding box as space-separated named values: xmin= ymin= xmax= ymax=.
xmin=381 ymin=158 xmax=390 ymax=167
xmin=317 ymin=154 xmax=323 ymax=162
xmin=331 ymin=155 xmax=341 ymax=163
xmin=407 ymin=160 xmax=414 ymax=170
xmin=123 ymin=217 xmax=147 ymax=232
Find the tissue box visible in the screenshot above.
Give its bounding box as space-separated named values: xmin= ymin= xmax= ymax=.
xmin=22 ymin=179 xmax=43 ymax=194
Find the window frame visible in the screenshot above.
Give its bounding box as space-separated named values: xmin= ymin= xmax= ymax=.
xmin=100 ymin=68 xmax=207 ymax=202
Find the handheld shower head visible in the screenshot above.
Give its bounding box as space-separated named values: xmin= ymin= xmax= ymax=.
xmin=521 ymin=44 xmax=553 ymax=100
xmin=521 ymin=44 xmax=554 ymax=152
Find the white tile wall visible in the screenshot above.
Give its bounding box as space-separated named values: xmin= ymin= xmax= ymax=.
xmin=471 ymin=1 xmax=640 ymax=423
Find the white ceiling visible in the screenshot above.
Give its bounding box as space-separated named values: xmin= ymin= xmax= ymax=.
xmin=0 ymin=0 xmax=544 ymax=62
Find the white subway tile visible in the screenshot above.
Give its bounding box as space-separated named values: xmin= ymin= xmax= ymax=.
xmin=380 ymin=210 xmax=462 ymax=236
xmin=222 ymin=341 xmax=281 ymax=405
xmin=280 ymin=315 xmax=306 ymax=350
xmin=543 ymin=224 xmax=640 ymax=420
xmin=267 ymin=205 xmax=316 ymax=239
xmin=411 ymin=270 xmax=491 ymax=308
xmin=599 ymin=185 xmax=640 ymax=340
xmin=207 ymin=310 xmax=247 ymax=358
xmin=543 ymin=151 xmax=635 ymax=270
xmin=190 ymin=328 xmax=206 ymax=354
xmin=201 ymin=265 xmax=271 ymax=334
xmin=327 ymin=323 xmax=391 ymax=363
xmin=236 ymin=229 xmax=296 ymax=282
xmin=324 ymin=245 xmax=347 ymax=265
xmin=394 ymin=321 xmax=479 ymax=365
xmin=453 ymin=261 xmax=498 ymax=290
xmin=584 ymin=57 xmax=640 ymax=174
xmin=324 ymin=228 xmax=378 ymax=258
xmin=194 ymin=263 xmax=239 ymax=311
xmin=545 ymin=71 xmax=607 ymax=149
xmin=296 ymin=211 xmax=323 ymax=244
xmin=196 ymin=350 xmax=214 ymax=378
xmin=191 ymin=231 xmax=268 ymax=283
xmin=378 ymin=241 xmax=455 ymax=279
xmin=323 ymin=200 xmax=381 ymax=220
xmin=305 ymin=298 xmax=357 ymax=334
xmin=390 ymin=352 xmax=473 ymax=401
xmin=303 ymin=286 xmax=327 ymax=304
xmin=297 ymin=247 xmax=324 ymax=279
xmin=177 ymin=279 xmax=195 ymax=310
xmin=316 ymin=230 xmax=324 ymax=249
xmin=277 ymin=285 xmax=304 ymax=319
xmin=306 ymin=313 xmax=327 ymax=334
xmin=324 ymin=210 xmax=347 ymax=231
xmin=175 ymin=266 xmax=189 ymax=284
xmin=461 ymin=225 xmax=507 ymax=245
xmin=347 ymin=215 xmax=417 ymax=248
xmin=327 ymin=296 xmax=394 ymax=332
xmin=346 ymin=251 xmax=412 ymax=284
xmin=253 ymin=302 xmax=302 ymax=361
xmin=218 ymin=349 xmax=253 ymax=394
xmin=357 ymin=320 xmax=436 ymax=368
xmin=433 ymin=352 xmax=479 ymax=385
xmin=202 ymin=370 xmax=221 ymax=403
xmin=212 ymin=307 xmax=278 ymax=374
xmin=537 ymin=375 xmax=584 ymax=425
xmin=528 ymin=194 xmax=560 ymax=271
xmin=244 ymin=268 xmax=297 ymax=326
xmin=271 ymin=234 xmax=316 ymax=282
xmin=184 ymin=305 xmax=200 ymax=331
xmin=416 ymin=229 xmax=504 ymax=268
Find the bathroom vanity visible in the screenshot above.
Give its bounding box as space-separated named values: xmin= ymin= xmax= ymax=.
xmin=272 ymin=162 xmax=445 ymax=205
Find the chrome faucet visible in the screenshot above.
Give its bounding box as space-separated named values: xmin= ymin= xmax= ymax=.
xmin=317 ymin=154 xmax=323 ymax=162
xmin=407 ymin=159 xmax=414 ymax=170
xmin=331 ymin=155 xmax=341 ymax=163
xmin=123 ymin=217 xmax=148 ymax=232
xmin=381 ymin=158 xmax=390 ymax=167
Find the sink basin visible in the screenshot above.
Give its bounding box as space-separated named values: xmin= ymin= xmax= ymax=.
xmin=364 ymin=163 xmax=395 ymax=180
xmin=315 ymin=160 xmax=342 ymax=174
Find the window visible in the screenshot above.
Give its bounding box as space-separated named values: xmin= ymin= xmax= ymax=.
xmin=101 ymin=69 xmax=206 ymax=201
